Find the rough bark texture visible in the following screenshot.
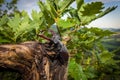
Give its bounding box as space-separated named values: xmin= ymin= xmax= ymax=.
xmin=0 ymin=41 xmax=69 ymax=80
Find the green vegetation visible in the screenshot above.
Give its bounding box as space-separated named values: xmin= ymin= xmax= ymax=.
xmin=102 ymin=29 xmax=120 ymax=51
xmin=0 ymin=0 xmax=120 ymax=80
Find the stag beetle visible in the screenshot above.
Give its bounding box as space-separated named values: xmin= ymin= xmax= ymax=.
xmin=38 ymin=30 xmax=69 ymax=65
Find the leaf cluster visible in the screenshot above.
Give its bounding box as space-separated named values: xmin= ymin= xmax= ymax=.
xmin=0 ymin=10 xmax=45 ymax=43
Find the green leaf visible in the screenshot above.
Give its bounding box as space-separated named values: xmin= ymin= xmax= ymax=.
xmin=80 ymin=2 xmax=104 ymax=16
xmin=0 ymin=37 xmax=10 ymax=43
xmin=80 ymin=15 xmax=96 ymax=25
xmin=0 ymin=15 xmax=8 ymax=26
xmin=60 ymin=0 xmax=75 ymax=13
xmin=54 ymin=0 xmax=60 ymax=10
xmin=84 ymin=6 xmax=117 ymax=24
xmin=76 ymin=0 xmax=84 ymax=10
xmin=21 ymin=11 xmax=29 ymax=23
xmin=99 ymin=51 xmax=114 ymax=63
xmin=31 ymin=10 xmax=41 ymax=21
xmin=78 ymin=6 xmax=117 ymax=25
xmin=38 ymin=1 xmax=54 ymax=26
xmin=84 ymin=66 xmax=97 ymax=78
xmin=46 ymin=0 xmax=58 ymax=19
xmin=31 ymin=11 xmax=43 ymax=28
xmin=69 ymin=7 xmax=81 ymax=24
xmin=68 ymin=59 xmax=87 ymax=80
xmin=7 ymin=13 xmax=21 ymax=32
xmin=96 ymin=6 xmax=117 ymax=19
xmin=7 ymin=11 xmax=32 ymax=42
xmin=57 ymin=18 xmax=75 ymax=29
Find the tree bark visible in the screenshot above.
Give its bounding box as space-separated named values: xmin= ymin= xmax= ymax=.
xmin=0 ymin=41 xmax=69 ymax=80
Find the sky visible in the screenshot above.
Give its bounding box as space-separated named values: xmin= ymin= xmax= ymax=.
xmin=17 ymin=0 xmax=120 ymax=29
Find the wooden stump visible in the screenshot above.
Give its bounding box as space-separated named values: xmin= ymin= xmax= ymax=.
xmin=0 ymin=41 xmax=69 ymax=80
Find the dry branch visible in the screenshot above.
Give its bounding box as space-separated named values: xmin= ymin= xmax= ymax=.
xmin=0 ymin=41 xmax=69 ymax=80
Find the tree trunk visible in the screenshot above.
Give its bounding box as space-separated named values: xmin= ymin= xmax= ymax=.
xmin=0 ymin=41 xmax=69 ymax=80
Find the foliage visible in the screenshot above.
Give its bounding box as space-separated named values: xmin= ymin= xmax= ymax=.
xmin=0 ymin=10 xmax=45 ymax=44
xmin=67 ymin=27 xmax=119 ymax=80
xmin=0 ymin=0 xmax=120 ymax=80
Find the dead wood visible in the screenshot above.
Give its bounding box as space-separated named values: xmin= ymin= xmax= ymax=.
xmin=0 ymin=41 xmax=69 ymax=80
